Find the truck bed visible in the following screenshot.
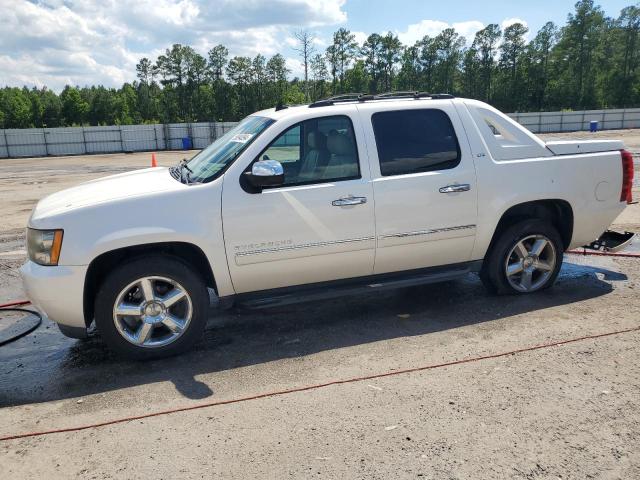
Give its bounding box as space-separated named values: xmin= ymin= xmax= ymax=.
xmin=546 ymin=140 xmax=624 ymax=155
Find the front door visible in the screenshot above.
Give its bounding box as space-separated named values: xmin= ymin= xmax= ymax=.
xmin=222 ymin=110 xmax=376 ymax=293
xmin=357 ymin=103 xmax=478 ymax=274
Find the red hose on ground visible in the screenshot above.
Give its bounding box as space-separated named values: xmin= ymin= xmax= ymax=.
xmin=1 ymin=324 xmax=639 ymax=443
xmin=565 ymin=249 xmax=640 ymax=258
xmin=0 ymin=299 xmax=31 ymax=308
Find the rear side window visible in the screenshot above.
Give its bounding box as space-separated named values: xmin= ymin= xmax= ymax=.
xmin=371 ymin=109 xmax=461 ymax=176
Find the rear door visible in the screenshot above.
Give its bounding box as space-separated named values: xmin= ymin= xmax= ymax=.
xmin=358 ymin=102 xmax=478 ymax=274
xmin=221 ymin=109 xmax=376 ymax=293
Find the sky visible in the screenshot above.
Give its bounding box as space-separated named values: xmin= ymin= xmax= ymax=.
xmin=0 ymin=0 xmax=632 ymax=92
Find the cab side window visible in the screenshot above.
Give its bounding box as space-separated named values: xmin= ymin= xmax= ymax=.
xmin=259 ymin=115 xmax=360 ymax=186
xmin=371 ymin=109 xmax=461 ymax=176
xmin=262 ymin=125 xmax=301 ymax=164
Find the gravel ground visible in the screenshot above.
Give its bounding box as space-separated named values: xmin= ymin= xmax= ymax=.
xmin=1 ymin=131 xmax=639 ymax=478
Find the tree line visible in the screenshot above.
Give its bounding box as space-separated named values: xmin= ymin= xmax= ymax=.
xmin=1 ymin=0 xmax=638 ymax=129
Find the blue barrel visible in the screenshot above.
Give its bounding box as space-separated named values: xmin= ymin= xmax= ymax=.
xmin=589 ymin=120 xmax=598 ymax=132
xmin=182 ymin=137 xmax=193 ymax=149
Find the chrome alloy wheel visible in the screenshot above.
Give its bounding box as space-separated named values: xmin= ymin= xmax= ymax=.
xmin=505 ymin=234 xmax=557 ymax=293
xmin=113 ymin=276 xmax=193 ymax=348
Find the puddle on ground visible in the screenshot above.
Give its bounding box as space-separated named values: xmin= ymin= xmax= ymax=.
xmin=560 ymin=261 xmax=627 ymax=281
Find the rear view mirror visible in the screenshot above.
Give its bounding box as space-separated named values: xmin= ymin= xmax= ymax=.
xmin=245 ymin=160 xmax=284 ymax=188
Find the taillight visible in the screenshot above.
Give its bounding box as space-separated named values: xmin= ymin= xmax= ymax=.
xmin=621 ymin=149 xmax=635 ymax=204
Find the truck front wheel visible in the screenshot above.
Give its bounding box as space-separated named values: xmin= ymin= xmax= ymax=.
xmin=94 ymin=255 xmax=209 ymax=359
xmin=480 ymin=219 xmax=563 ymax=295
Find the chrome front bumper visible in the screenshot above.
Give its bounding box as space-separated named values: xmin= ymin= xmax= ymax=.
xmin=20 ymin=261 xmax=88 ymax=338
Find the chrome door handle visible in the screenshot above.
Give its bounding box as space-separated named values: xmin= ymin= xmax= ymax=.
xmin=332 ymin=196 xmax=367 ymax=206
xmin=439 ymin=184 xmax=471 ymax=193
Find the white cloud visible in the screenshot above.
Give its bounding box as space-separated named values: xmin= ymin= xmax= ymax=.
xmin=500 ymin=17 xmax=531 ymax=41
xmin=501 ymin=17 xmax=528 ymax=31
xmin=351 ymin=31 xmax=369 ymax=47
xmin=0 ymin=0 xmax=347 ymax=91
xmin=397 ymin=20 xmax=448 ymax=45
xmin=312 ymin=36 xmax=327 ymax=47
xmin=452 ymin=21 xmax=487 ymax=43
xmin=397 ymin=19 xmax=485 ymax=47
xmin=0 ymin=0 xmax=536 ymax=92
xmin=285 ymin=57 xmax=305 ymax=79
xmin=285 ymin=36 xmax=299 ymax=48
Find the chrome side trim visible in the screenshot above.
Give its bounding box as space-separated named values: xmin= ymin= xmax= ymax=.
xmin=379 ymin=224 xmax=477 ymax=240
xmin=235 ymin=236 xmax=376 ymax=258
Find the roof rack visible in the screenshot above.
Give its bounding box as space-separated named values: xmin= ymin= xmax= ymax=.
xmin=275 ymin=101 xmax=288 ymax=111
xmin=375 ymin=91 xmax=420 ymax=98
xmin=309 ymin=91 xmax=455 ymax=108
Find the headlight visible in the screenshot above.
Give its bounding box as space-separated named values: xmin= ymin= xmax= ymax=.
xmin=27 ymin=228 xmax=64 ymax=266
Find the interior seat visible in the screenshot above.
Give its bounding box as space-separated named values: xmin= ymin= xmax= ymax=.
xmin=298 ymin=131 xmax=329 ymax=181
xmin=324 ymin=133 xmax=358 ymax=179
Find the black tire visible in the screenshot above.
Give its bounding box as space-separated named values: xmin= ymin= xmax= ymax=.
xmin=94 ymin=255 xmax=209 ymax=359
xmin=480 ymin=219 xmax=563 ymax=295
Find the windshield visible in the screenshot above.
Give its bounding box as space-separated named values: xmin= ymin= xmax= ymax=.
xmin=184 ymin=116 xmax=274 ymax=183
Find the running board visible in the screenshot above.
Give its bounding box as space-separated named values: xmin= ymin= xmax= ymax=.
xmin=234 ymin=262 xmax=479 ymax=310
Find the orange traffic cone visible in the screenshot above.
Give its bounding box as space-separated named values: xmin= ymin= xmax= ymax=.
xmin=151 ymin=152 xmax=158 ymax=167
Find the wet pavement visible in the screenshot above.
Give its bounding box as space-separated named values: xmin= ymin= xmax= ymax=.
xmin=0 ymin=256 xmax=626 ymax=408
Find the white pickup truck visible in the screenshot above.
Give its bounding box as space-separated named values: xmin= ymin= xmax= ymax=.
xmin=21 ymin=93 xmax=635 ymax=358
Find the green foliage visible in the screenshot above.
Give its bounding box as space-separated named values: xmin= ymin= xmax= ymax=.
xmin=60 ymin=86 xmax=89 ymax=126
xmin=284 ymin=83 xmax=306 ymax=104
xmin=0 ymin=87 xmax=33 ymax=128
xmin=552 ymin=0 xmax=607 ymax=108
xmin=344 ymin=60 xmax=369 ymax=93
xmin=2 ymin=1 xmax=640 ymax=128
xmin=472 ymin=24 xmax=502 ymax=102
xmin=331 ymin=28 xmax=359 ymax=93
xmin=310 ymin=53 xmax=329 ymax=99
xmin=496 ymin=23 xmax=529 ymax=110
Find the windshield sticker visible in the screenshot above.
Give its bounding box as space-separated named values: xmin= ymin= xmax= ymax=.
xmin=230 ymin=133 xmax=254 ymax=143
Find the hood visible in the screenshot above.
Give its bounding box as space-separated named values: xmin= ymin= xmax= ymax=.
xmin=31 ymin=167 xmax=184 ymax=221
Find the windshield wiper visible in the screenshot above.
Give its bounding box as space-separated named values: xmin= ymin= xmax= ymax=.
xmin=170 ymin=159 xmax=194 ymax=184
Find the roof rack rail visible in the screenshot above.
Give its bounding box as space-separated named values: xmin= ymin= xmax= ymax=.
xmin=309 ymin=93 xmax=369 ymax=108
xmin=274 ymin=101 xmax=309 ymax=111
xmin=308 ymin=91 xmax=454 ymax=108
xmin=376 ymin=91 xmax=419 ymax=98
xmin=325 ymin=93 xmax=367 ymax=101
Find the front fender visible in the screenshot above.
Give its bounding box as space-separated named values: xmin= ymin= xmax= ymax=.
xmin=29 ymin=180 xmax=236 ymax=297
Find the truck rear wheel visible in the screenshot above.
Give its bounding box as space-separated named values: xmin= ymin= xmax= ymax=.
xmin=94 ymin=255 xmax=209 ymax=359
xmin=480 ymin=219 xmax=563 ymax=295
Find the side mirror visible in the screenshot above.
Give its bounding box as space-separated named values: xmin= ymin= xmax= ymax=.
xmin=245 ymin=159 xmax=284 ymax=188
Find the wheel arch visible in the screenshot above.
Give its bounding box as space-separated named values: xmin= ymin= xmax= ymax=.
xmin=83 ymin=242 xmax=217 ymax=328
xmin=486 ymin=199 xmax=574 ymax=258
